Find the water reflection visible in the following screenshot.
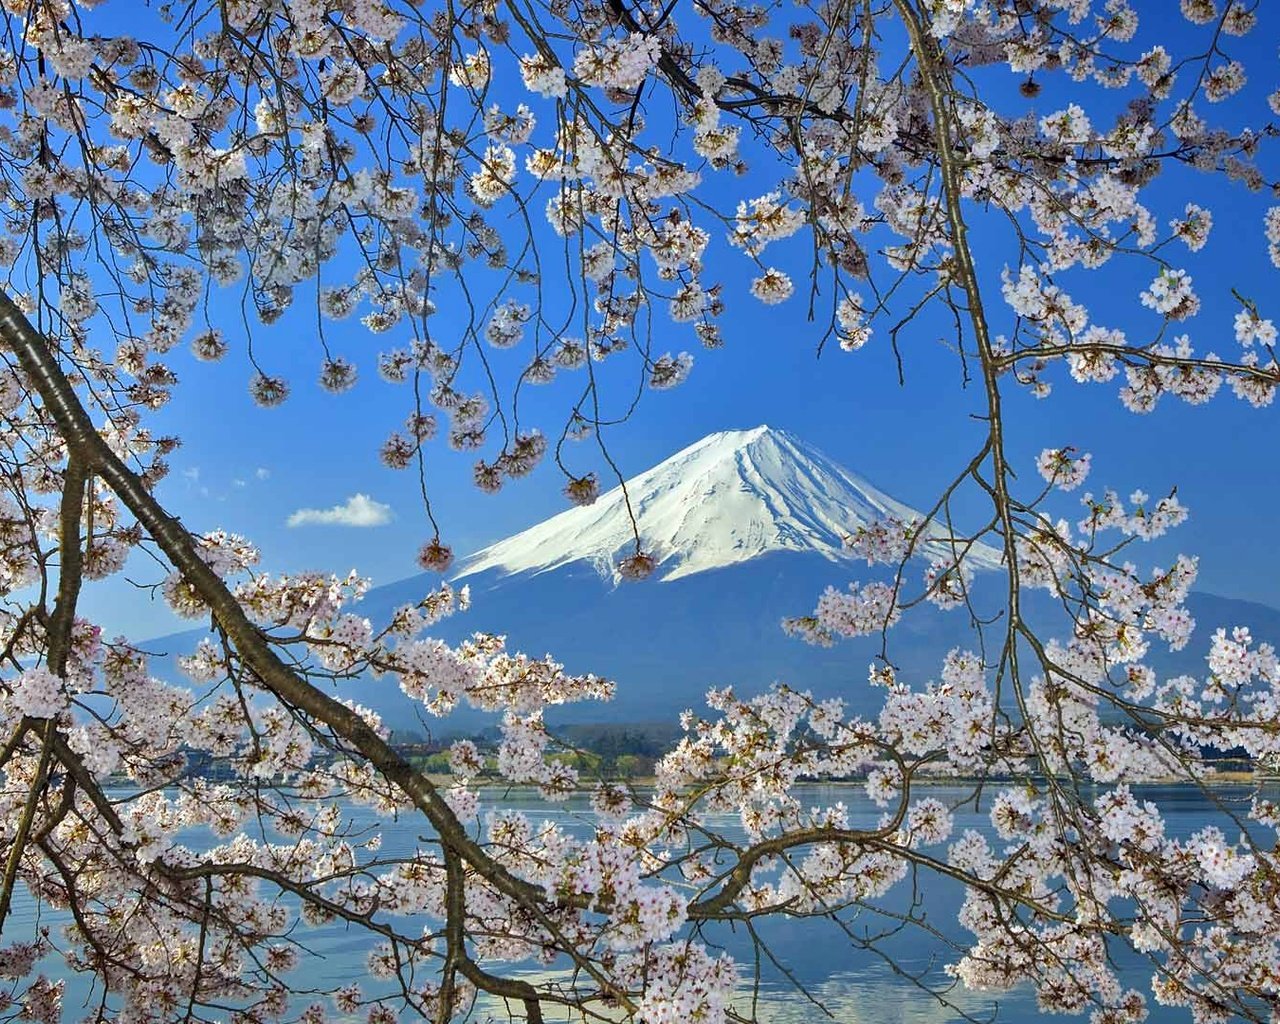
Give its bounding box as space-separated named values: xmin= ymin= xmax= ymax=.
xmin=12 ymin=782 xmax=1276 ymax=1023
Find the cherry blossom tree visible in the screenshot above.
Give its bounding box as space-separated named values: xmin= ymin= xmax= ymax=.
xmin=0 ymin=0 xmax=1278 ymax=1023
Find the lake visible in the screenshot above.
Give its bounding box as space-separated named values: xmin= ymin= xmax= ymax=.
xmin=8 ymin=781 xmax=1271 ymax=1023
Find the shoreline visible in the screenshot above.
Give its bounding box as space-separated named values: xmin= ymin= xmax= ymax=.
xmin=422 ymin=769 xmax=1273 ymax=790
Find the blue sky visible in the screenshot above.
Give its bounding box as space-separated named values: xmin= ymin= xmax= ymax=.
xmin=71 ymin=4 xmax=1280 ymax=639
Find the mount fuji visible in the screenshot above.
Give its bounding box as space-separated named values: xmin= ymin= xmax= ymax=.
xmin=456 ymin=425 xmax=1003 ymax=584
xmin=341 ymin=426 xmax=1018 ymax=725
xmin=149 ymin=426 xmax=1280 ymax=731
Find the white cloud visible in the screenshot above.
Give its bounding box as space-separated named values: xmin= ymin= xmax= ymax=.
xmin=287 ymin=493 xmax=393 ymax=528
xmin=255 ymin=467 xmax=271 ymax=480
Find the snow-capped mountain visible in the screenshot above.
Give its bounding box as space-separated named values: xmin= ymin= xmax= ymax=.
xmin=145 ymin=426 xmax=1280 ymax=729
xmin=456 ymin=425 xmax=1002 ymax=584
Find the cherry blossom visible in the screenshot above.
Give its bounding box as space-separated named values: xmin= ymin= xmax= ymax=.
xmin=0 ymin=1 xmax=1276 ymax=1021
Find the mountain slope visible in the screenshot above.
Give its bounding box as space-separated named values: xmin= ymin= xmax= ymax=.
xmin=456 ymin=425 xmax=1002 ymax=583
xmin=143 ymin=569 xmax=1280 ymax=731
xmin=371 ymin=552 xmax=985 ymax=723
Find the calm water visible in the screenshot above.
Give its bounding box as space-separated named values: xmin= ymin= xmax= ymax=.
xmin=9 ymin=782 xmax=1272 ymax=1023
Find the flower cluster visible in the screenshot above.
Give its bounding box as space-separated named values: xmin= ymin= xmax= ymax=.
xmin=1036 ymin=447 xmax=1092 ymax=491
